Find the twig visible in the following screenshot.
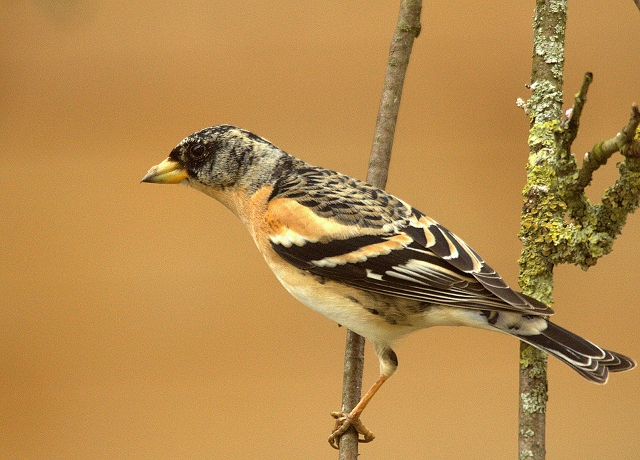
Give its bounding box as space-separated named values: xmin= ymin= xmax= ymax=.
xmin=367 ymin=0 xmax=422 ymax=188
xmin=338 ymin=1 xmax=421 ymax=458
xmin=577 ymin=104 xmax=640 ymax=188
xmin=561 ymin=72 xmax=593 ymax=149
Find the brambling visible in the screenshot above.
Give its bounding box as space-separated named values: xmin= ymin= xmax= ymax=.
xmin=142 ymin=125 xmax=635 ymax=448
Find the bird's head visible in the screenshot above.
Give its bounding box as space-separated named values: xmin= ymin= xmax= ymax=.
xmin=142 ymin=125 xmax=287 ymax=192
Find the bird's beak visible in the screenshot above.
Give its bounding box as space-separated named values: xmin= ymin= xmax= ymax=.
xmin=141 ymin=158 xmax=189 ymax=184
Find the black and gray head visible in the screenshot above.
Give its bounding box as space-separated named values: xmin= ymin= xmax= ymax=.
xmin=142 ymin=125 xmax=296 ymax=192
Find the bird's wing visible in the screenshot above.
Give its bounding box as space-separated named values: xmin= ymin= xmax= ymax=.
xmin=265 ymin=169 xmax=552 ymax=315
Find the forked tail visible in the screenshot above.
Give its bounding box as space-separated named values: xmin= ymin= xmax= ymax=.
xmin=516 ymin=321 xmax=635 ymax=384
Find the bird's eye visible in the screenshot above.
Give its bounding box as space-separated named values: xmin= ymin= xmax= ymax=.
xmin=189 ymin=143 xmax=206 ymax=159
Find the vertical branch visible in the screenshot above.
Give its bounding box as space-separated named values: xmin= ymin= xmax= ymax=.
xmin=367 ymin=0 xmax=422 ymax=187
xmin=518 ymin=1 xmax=567 ymax=459
xmin=338 ymin=1 xmax=421 ymax=458
xmin=338 ymin=332 xmax=365 ymax=460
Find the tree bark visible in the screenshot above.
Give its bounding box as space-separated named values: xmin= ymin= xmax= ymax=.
xmin=338 ymin=1 xmax=422 ymax=458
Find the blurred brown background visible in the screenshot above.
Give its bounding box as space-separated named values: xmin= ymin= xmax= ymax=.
xmin=1 ymin=1 xmax=639 ymax=459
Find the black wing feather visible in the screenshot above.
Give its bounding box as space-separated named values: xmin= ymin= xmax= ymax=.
xmin=269 ymin=169 xmax=552 ymax=315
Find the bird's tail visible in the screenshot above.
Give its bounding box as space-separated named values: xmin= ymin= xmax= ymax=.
xmin=515 ymin=321 xmax=635 ymax=384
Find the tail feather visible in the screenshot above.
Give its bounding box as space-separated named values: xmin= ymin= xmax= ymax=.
xmin=516 ymin=321 xmax=635 ymax=384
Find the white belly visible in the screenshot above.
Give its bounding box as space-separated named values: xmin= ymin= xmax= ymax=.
xmin=274 ymin=269 xmax=422 ymax=345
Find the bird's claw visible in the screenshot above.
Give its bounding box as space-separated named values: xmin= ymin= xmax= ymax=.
xmin=328 ymin=411 xmax=375 ymax=449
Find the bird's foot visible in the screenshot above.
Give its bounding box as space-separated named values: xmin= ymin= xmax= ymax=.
xmin=328 ymin=411 xmax=375 ymax=449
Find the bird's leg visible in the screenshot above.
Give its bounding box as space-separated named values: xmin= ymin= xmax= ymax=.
xmin=328 ymin=373 xmax=389 ymax=449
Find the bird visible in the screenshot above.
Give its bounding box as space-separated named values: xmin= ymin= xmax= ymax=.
xmin=142 ymin=125 xmax=635 ymax=448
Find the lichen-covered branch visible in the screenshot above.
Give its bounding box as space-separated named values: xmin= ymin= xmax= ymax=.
xmin=594 ymin=123 xmax=640 ymax=236
xmin=532 ymin=104 xmax=640 ymax=270
xmin=518 ymin=103 xmax=640 ymax=460
xmin=518 ymin=1 xmax=567 ymax=459
xmin=560 ymin=72 xmax=593 ymax=150
xmin=519 ymin=2 xmax=640 ymax=459
xmin=339 ymin=1 xmax=421 ymax=458
xmin=577 ymin=105 xmax=640 ymax=189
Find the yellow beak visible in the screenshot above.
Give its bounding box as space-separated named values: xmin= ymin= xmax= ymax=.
xmin=141 ymin=158 xmax=189 ymax=184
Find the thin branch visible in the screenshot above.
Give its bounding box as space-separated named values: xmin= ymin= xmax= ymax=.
xmin=338 ymin=1 xmax=421 ymax=458
xmin=367 ymin=0 xmax=422 ymax=188
xmin=561 ymin=72 xmax=593 ymax=149
xmin=621 ymin=104 xmax=640 ymax=158
xmin=577 ymin=104 xmax=640 ymax=188
xmin=337 ymin=332 xmax=366 ymax=460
